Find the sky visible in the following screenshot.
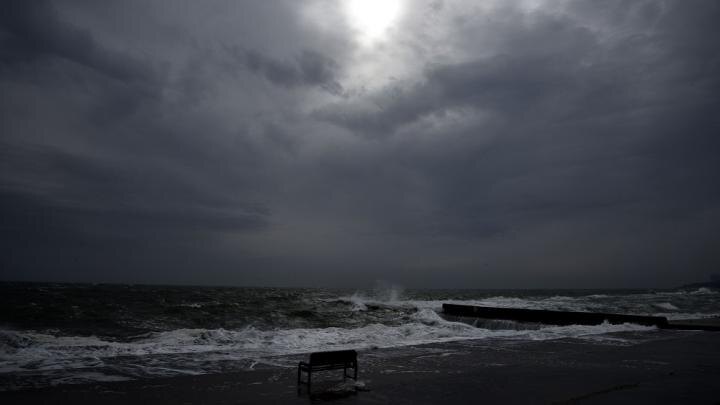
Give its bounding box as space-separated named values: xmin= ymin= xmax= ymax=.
xmin=1 ymin=0 xmax=719 ymax=289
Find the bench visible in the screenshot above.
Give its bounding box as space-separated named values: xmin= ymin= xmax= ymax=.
xmin=297 ymin=349 xmax=358 ymax=389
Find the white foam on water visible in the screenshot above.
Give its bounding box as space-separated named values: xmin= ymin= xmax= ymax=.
xmin=689 ymin=287 xmax=717 ymax=295
xmin=0 ymin=306 xmax=656 ymax=379
xmin=655 ymin=312 xmax=720 ymax=320
xmin=649 ymin=287 xmax=718 ymax=297
xmin=8 ymin=284 xmax=718 ymax=389
xmin=49 ymin=372 xmax=132 ymax=385
xmin=330 ymin=288 xmax=720 ymax=332
xmin=388 ymin=290 xmax=717 ymax=319
xmin=653 ymin=302 xmax=679 ymax=311
xmin=346 ymin=293 xmax=369 ymax=312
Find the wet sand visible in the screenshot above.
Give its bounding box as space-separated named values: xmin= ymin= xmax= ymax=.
xmin=2 ymin=330 xmax=718 ymax=404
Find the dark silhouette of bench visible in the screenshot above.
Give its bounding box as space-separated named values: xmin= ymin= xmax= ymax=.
xmin=297 ymin=349 xmax=358 ymax=389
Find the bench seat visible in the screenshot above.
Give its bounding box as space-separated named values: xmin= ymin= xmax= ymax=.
xmin=297 ymin=349 xmax=358 ymax=389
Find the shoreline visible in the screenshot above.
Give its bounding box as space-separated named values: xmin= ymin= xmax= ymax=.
xmin=2 ymin=329 xmax=719 ymax=404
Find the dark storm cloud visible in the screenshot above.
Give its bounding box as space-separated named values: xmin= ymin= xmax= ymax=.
xmin=316 ymin=0 xmax=720 ymax=217
xmin=317 ymin=7 xmax=645 ymax=136
xmin=1 ymin=0 xmax=719 ymax=287
xmin=0 ymin=0 xmax=154 ymax=83
xmin=233 ymin=47 xmax=343 ymax=94
xmin=315 ymin=52 xmax=581 ymax=135
xmin=0 ymin=0 xmax=277 ymax=283
xmin=0 ymin=142 xmax=269 ymax=281
xmin=303 ymin=0 xmax=720 ymax=286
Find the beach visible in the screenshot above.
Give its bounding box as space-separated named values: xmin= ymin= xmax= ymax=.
xmin=2 ymin=329 xmax=718 ymax=404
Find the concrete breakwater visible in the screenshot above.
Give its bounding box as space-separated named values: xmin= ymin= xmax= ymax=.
xmin=442 ymin=303 xmax=720 ymax=331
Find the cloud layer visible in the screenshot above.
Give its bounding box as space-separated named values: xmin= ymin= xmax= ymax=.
xmin=2 ymin=0 xmax=719 ymax=288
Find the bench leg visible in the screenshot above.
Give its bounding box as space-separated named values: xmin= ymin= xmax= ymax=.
xmin=298 ymin=370 xmax=311 ymax=389
xmin=298 ymin=368 xmax=311 ymax=386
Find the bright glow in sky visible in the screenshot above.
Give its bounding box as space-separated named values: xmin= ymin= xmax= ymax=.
xmin=345 ymin=0 xmax=403 ymax=45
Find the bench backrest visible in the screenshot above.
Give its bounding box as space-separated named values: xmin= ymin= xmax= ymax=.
xmin=309 ymin=349 xmax=357 ymax=365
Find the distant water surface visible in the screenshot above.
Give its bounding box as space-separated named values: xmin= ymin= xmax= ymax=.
xmin=1 ymin=282 xmax=718 ymax=390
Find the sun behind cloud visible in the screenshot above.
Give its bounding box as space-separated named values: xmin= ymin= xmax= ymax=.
xmin=345 ymin=0 xmax=404 ymax=45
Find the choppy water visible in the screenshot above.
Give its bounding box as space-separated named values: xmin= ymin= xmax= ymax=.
xmin=1 ymin=282 xmax=718 ymax=390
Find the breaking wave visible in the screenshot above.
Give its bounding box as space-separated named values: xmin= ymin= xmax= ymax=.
xmin=0 ymin=306 xmax=655 ymax=379
xmin=2 ymin=283 xmax=718 ymax=390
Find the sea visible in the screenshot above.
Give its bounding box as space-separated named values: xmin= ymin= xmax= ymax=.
xmin=1 ymin=282 xmax=719 ymax=391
